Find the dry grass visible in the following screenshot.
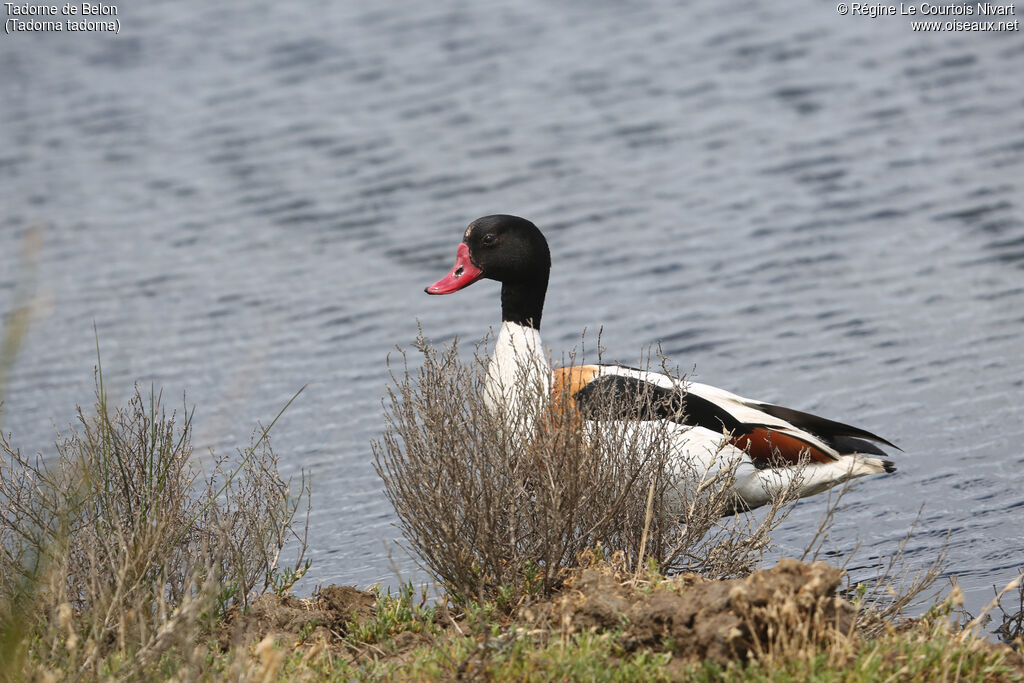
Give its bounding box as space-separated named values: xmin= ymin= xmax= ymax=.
xmin=851 ymin=514 xmax=949 ymax=637
xmin=799 ymin=489 xmax=949 ymax=638
xmin=737 ymin=579 xmax=1021 ymax=682
xmin=0 ymin=364 xmax=310 ymax=681
xmin=373 ymin=331 xmax=808 ymax=604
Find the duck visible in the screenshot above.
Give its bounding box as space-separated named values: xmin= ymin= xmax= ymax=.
xmin=424 ymin=214 xmax=897 ymax=511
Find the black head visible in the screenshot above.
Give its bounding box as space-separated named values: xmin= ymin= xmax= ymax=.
xmin=425 ymin=215 xmax=551 ymax=329
xmin=462 ymin=215 xmax=551 ymax=285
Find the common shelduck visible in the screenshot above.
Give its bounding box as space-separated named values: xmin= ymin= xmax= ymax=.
xmin=425 ymin=215 xmax=897 ymax=510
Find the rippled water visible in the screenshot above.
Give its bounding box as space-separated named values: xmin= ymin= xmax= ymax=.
xmin=3 ymin=0 xmax=1023 ymax=619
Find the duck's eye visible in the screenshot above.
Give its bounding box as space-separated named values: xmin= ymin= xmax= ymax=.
xmin=482 ymin=234 xmax=496 ymax=245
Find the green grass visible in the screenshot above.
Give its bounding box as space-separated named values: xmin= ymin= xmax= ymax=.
xmin=346 ymin=581 xmax=441 ymax=646
xmin=394 ymin=629 xmax=674 ymax=681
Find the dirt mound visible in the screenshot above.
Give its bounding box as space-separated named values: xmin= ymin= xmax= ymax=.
xmin=220 ymin=559 xmax=860 ymax=668
xmin=219 ymin=584 xmax=376 ymax=650
xmin=520 ymin=558 xmax=855 ymax=665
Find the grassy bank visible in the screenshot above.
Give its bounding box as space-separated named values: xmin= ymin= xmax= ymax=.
xmin=209 ymin=557 xmax=1024 ymax=682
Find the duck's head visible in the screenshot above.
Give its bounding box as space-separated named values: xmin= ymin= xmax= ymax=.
xmin=425 ymin=215 xmax=551 ymax=328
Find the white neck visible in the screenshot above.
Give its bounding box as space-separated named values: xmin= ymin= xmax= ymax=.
xmin=485 ymin=322 xmax=551 ymax=429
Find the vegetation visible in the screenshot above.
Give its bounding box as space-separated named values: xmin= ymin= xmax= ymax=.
xmin=0 ymin=363 xmax=310 ymax=681
xmin=133 ymin=555 xmax=1023 ymax=682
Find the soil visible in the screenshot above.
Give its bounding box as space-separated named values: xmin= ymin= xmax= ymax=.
xmin=218 ymin=559 xmax=1024 ymax=673
xmin=219 ymin=584 xmax=375 ymax=651
xmin=519 ymin=557 xmax=854 ymax=665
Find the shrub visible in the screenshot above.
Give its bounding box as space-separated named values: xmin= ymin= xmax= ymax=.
xmin=373 ymin=332 xmax=805 ymax=604
xmin=0 ymin=372 xmax=310 ymax=680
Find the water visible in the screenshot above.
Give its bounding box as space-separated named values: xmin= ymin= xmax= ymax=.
xmin=2 ymin=0 xmax=1023 ymax=621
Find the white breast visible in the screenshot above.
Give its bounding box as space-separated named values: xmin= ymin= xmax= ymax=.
xmin=485 ymin=322 xmax=551 ymax=430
